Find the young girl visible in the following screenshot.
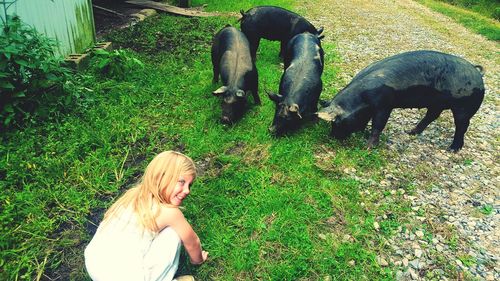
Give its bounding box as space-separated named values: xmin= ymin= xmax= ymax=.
xmin=85 ymin=151 xmax=208 ymax=281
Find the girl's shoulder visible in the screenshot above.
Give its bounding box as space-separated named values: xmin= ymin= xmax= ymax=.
xmin=159 ymin=205 xmax=184 ymax=217
xmin=155 ymin=205 xmax=186 ymax=230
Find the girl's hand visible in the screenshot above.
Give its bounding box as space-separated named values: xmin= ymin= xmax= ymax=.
xmin=201 ymin=251 xmax=209 ymax=262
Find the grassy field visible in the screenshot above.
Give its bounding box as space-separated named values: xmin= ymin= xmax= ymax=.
xmin=0 ymin=0 xmax=423 ymax=280
xmin=417 ymin=0 xmax=500 ymax=41
xmin=433 ymin=0 xmax=500 ymax=20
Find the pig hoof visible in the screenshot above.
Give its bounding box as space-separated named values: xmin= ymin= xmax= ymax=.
xmin=407 ymin=129 xmax=420 ymax=135
xmin=367 ymin=138 xmax=379 ymax=149
xmin=447 ymin=146 xmax=461 ymax=153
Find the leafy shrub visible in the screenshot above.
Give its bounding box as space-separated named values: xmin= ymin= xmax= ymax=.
xmin=0 ymin=16 xmax=70 ymax=126
xmin=493 ymin=7 xmax=500 ymax=21
xmin=89 ymin=49 xmax=144 ymax=80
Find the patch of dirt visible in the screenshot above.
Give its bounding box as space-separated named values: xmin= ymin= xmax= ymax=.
xmin=92 ymin=0 xmax=144 ymax=38
xmin=92 ymin=0 xmax=236 ymax=39
xmin=195 ymin=154 xmax=225 ymax=178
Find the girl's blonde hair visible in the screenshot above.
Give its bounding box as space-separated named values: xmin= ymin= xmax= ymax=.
xmin=103 ymin=151 xmax=196 ymax=232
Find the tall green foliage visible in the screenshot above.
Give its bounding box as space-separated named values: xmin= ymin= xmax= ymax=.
xmin=90 ymin=49 xmax=144 ymax=80
xmin=0 ymin=16 xmax=69 ymax=126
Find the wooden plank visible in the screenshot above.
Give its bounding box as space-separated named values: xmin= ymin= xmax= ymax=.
xmin=93 ymin=4 xmax=126 ymax=18
xmin=125 ymin=0 xmax=218 ymax=17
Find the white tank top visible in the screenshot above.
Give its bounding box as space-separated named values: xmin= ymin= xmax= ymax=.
xmin=84 ymin=207 xmax=181 ymax=281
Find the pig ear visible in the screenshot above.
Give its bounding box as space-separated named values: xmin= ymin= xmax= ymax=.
xmin=236 ymin=90 xmax=245 ymax=97
xmin=289 ymin=104 xmax=302 ymax=119
xmin=212 ymin=86 xmax=228 ymax=96
xmin=317 ymin=27 xmax=324 ymax=35
xmin=266 ymin=90 xmax=282 ymax=103
xmin=318 ymin=34 xmax=325 ymax=40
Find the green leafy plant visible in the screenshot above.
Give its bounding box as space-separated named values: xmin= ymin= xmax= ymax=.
xmin=0 ymin=15 xmax=70 ymax=126
xmin=480 ymin=204 xmax=493 ymax=215
xmin=458 ymin=254 xmax=476 ymax=267
xmin=463 ymin=159 xmax=473 ymax=166
xmin=90 ymin=49 xmax=144 ymax=80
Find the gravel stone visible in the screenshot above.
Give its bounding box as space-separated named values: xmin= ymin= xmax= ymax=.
xmin=415 ymin=249 xmax=423 ymax=258
xmin=302 ymin=0 xmax=499 ymax=279
xmin=409 ymin=259 xmax=421 ymax=269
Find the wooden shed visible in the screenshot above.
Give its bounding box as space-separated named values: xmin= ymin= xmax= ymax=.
xmin=1 ymin=0 xmax=96 ymax=57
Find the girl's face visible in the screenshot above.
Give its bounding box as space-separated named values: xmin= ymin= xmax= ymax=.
xmin=169 ymin=174 xmax=194 ymax=206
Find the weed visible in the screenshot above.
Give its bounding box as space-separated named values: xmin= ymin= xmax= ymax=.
xmin=458 ymin=254 xmax=476 ymax=267
xmin=447 ymin=233 xmax=459 ymax=250
xmin=89 ymin=49 xmax=144 ymax=80
xmin=479 ymin=204 xmax=493 ymax=215
xmin=463 ymin=158 xmax=474 ymax=166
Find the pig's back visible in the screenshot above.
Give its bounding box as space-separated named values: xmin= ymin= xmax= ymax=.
xmin=242 ymin=6 xmax=315 ymax=38
xmin=355 ymin=51 xmax=484 ymax=98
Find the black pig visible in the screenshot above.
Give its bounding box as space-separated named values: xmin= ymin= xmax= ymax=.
xmin=211 ymin=26 xmax=259 ymax=124
xmin=239 ymin=6 xmax=323 ymax=60
xmin=268 ymin=32 xmax=324 ymax=135
xmin=318 ymin=50 xmax=485 ymax=151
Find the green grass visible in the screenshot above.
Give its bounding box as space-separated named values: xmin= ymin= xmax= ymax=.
xmin=192 ymin=0 xmax=294 ymax=12
xmin=1 ymin=1 xmax=420 ymax=280
xmin=417 ymin=0 xmax=500 ymax=41
xmin=435 ymin=0 xmax=500 ymax=20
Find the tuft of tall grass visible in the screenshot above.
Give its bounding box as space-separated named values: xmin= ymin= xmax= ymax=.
xmin=435 ymin=0 xmax=500 ymax=20
xmin=418 ymin=0 xmax=500 ymax=41
xmin=192 ymin=0 xmax=294 ymax=12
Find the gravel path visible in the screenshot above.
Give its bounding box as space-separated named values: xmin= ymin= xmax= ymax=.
xmin=300 ymin=0 xmax=499 ymax=280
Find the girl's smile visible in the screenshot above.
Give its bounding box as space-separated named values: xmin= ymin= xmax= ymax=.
xmin=170 ymin=175 xmax=194 ymax=206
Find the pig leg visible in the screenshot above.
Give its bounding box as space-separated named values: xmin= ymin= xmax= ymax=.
xmin=211 ymin=51 xmax=219 ymax=83
xmin=279 ymin=40 xmax=287 ymax=58
xmin=212 ymin=63 xmax=220 ymax=83
xmin=245 ymin=71 xmax=260 ymax=105
xmin=408 ymin=108 xmax=443 ymax=135
xmin=367 ymin=109 xmax=392 ymax=148
xmin=248 ymin=36 xmax=260 ymax=61
xmin=252 ymin=92 xmax=261 ymax=105
xmin=251 ymin=78 xmax=260 ymax=105
xmin=449 ymin=108 xmax=471 ymax=152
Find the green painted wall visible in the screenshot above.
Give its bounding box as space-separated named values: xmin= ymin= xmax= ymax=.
xmin=1 ymin=0 xmax=96 ymax=57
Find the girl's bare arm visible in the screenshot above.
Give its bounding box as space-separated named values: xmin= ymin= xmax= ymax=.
xmin=156 ymin=207 xmax=208 ymax=264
